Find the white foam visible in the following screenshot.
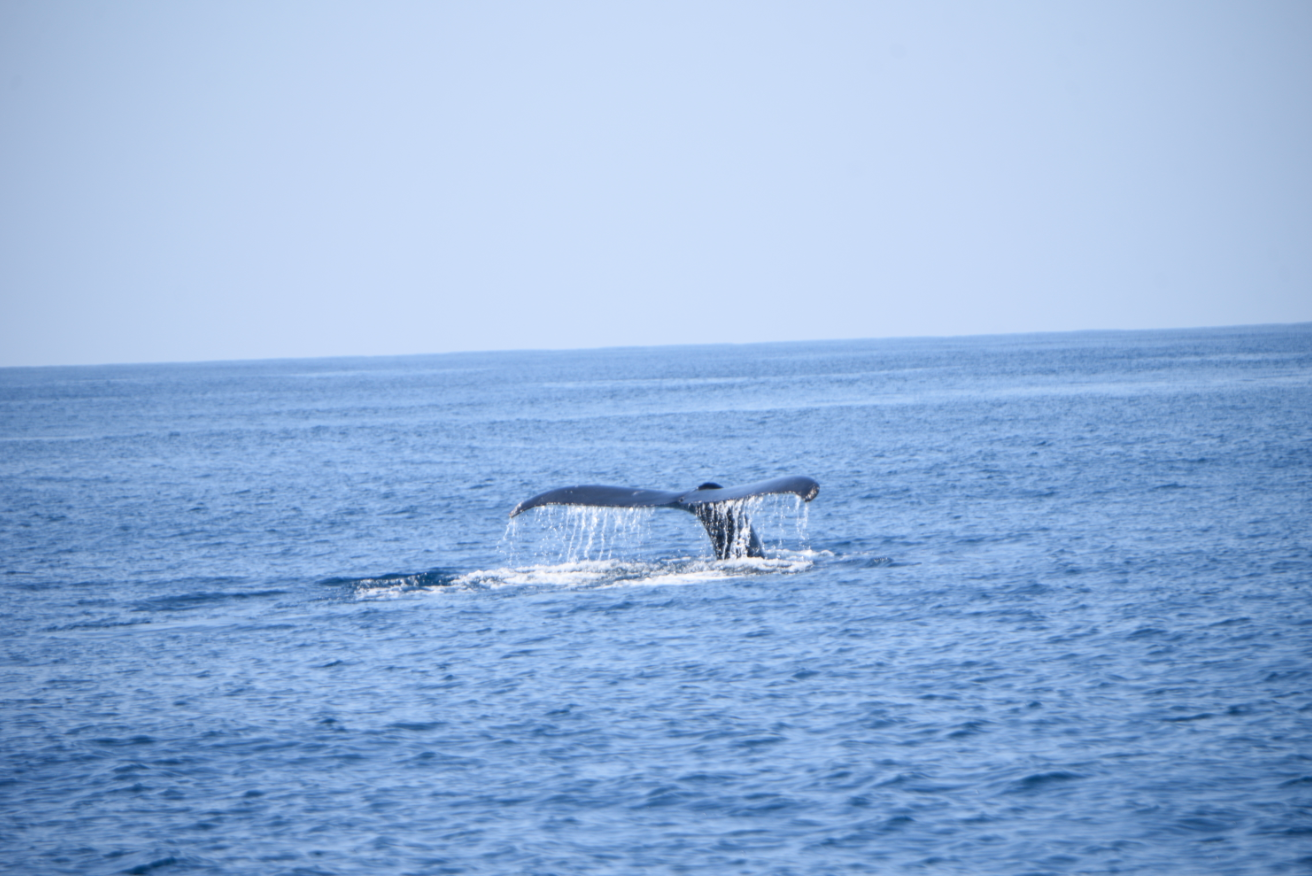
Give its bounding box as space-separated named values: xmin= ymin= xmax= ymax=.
xmin=449 ymin=550 xmax=816 ymax=592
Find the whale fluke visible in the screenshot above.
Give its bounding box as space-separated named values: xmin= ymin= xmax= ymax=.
xmin=509 ymin=475 xmax=818 ymax=560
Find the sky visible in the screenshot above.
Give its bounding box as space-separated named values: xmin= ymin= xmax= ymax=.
xmin=1 ymin=2 xmax=1310 ymax=368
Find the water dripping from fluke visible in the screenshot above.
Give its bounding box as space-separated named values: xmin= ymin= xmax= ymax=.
xmin=507 ymin=475 xmax=818 ymax=560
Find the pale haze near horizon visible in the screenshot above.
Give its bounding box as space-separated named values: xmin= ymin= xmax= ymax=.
xmin=1 ymin=2 xmax=1309 ymax=368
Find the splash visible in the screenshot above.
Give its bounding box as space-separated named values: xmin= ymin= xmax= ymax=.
xmin=338 ymin=548 xmax=822 ymax=600
xmin=331 ymin=495 xmax=818 ymax=600
xmin=456 ymin=550 xmax=819 ymax=592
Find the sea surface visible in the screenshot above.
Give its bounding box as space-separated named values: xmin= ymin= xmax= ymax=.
xmin=2 ymin=325 xmax=1311 ymax=875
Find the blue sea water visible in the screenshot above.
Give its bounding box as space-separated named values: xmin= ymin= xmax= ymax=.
xmin=2 ymin=325 xmax=1311 ymax=875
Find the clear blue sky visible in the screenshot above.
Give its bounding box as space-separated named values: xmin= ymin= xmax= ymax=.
xmin=2 ymin=2 xmax=1309 ymax=367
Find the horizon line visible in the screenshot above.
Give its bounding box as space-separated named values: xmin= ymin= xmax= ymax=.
xmin=2 ymin=320 xmax=1309 ymax=372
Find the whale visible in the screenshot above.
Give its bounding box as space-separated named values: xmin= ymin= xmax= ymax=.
xmin=509 ymin=475 xmax=819 ymax=560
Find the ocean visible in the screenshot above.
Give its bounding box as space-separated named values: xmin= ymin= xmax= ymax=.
xmin=2 ymin=325 xmax=1310 ymax=875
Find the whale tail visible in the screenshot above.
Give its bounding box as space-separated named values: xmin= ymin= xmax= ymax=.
xmin=509 ymin=475 xmax=818 ymax=560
